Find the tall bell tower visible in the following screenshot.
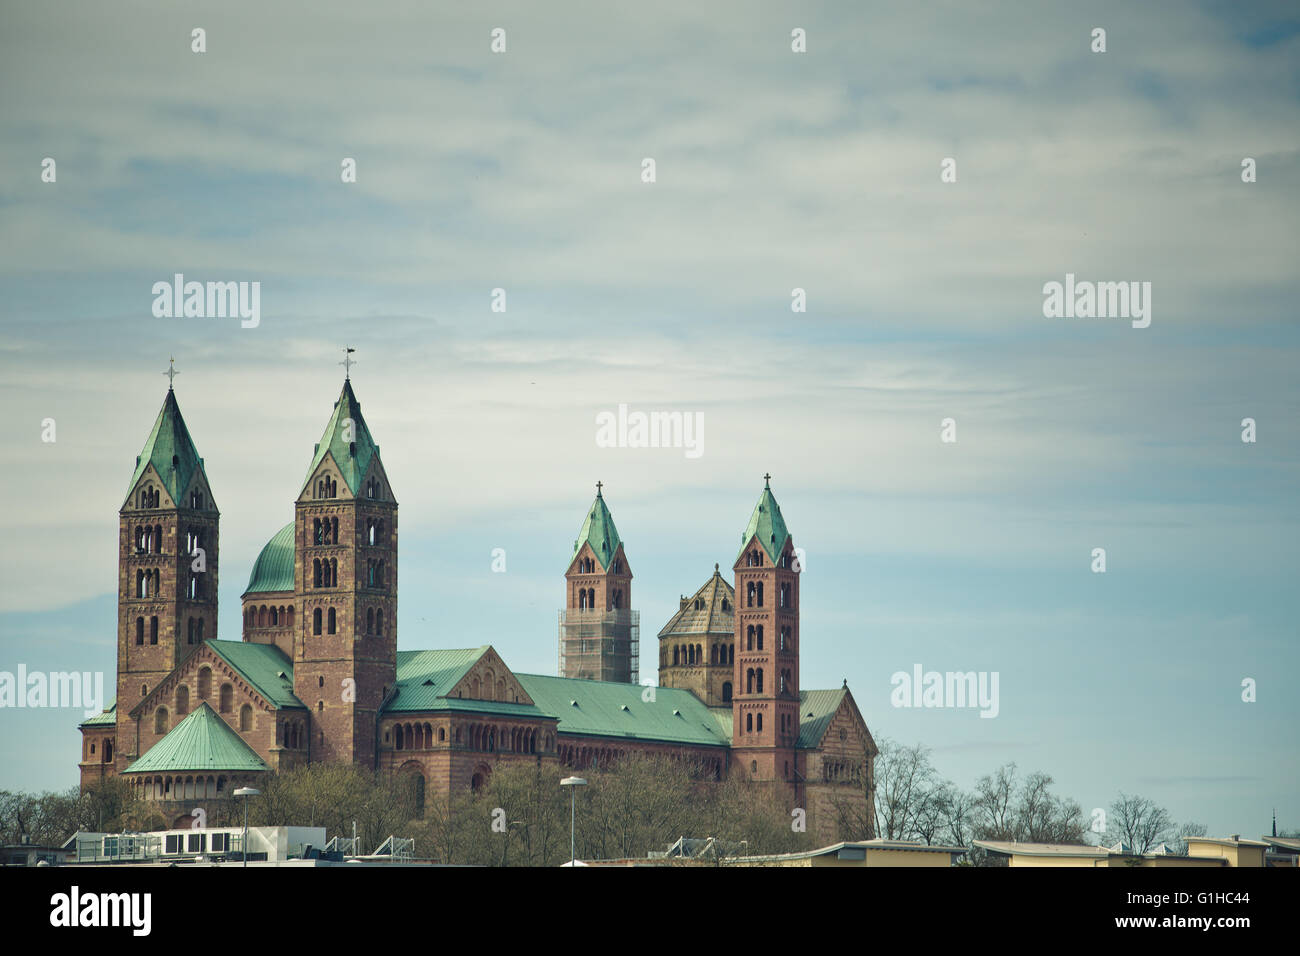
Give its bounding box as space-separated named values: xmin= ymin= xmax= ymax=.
xmin=559 ymin=483 xmax=638 ymax=683
xmin=731 ymin=475 xmax=800 ymax=786
xmin=114 ymin=364 xmax=220 ymax=771
xmin=293 ymin=369 xmax=397 ymax=767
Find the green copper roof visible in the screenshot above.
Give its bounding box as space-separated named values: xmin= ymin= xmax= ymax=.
xmin=571 ymin=487 xmax=623 ymax=570
xmin=79 ymin=702 xmax=116 ymax=728
xmin=205 ymin=640 xmax=304 ymax=710
xmin=124 ymin=702 xmax=269 ymax=774
xmin=515 ymin=674 xmax=729 ymax=747
xmin=300 ymin=379 xmax=380 ymax=496
xmin=244 ymin=522 xmax=295 ymax=595
xmin=797 ymin=688 xmax=847 ymax=749
xmin=737 ymin=478 xmax=790 ymax=564
xmin=124 ymin=389 xmax=209 ymax=508
xmin=388 ymin=647 xmax=546 ymax=716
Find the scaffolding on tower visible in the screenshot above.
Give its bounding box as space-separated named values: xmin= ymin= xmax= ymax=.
xmin=558 ymin=608 xmax=639 ymax=684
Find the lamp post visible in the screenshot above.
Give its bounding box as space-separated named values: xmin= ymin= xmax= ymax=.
xmin=559 ymin=776 xmax=587 ymax=866
xmin=233 ymin=787 xmax=260 ymax=867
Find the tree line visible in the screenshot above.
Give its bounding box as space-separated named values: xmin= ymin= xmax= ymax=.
xmin=3 ymin=744 xmax=1284 ymax=865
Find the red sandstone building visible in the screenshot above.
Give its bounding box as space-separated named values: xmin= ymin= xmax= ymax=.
xmin=79 ymin=373 xmax=876 ymax=843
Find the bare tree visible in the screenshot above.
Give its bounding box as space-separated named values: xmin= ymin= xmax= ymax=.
xmin=1172 ymin=821 xmax=1207 ymax=856
xmin=872 ymin=737 xmax=945 ymax=841
xmin=1105 ymin=793 xmax=1174 ymax=854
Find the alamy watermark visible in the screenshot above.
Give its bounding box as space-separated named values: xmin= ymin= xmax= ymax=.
xmin=152 ymin=274 xmax=260 ymax=328
xmin=595 ymin=403 xmax=703 ymax=459
xmin=891 ymin=664 xmax=999 ymax=718
xmin=0 ymin=666 xmax=105 ymax=717
xmin=1042 ymin=273 xmax=1151 ymax=328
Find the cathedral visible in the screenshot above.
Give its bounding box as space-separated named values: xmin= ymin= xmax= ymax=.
xmin=78 ymin=370 xmax=877 ymax=843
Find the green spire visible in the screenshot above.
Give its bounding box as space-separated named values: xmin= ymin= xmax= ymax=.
xmin=737 ymin=474 xmax=790 ymax=563
xmin=123 ymin=702 xmax=268 ymax=775
xmin=300 ymin=379 xmax=380 ymax=496
xmin=123 ymin=388 xmax=208 ymax=508
xmin=571 ymin=482 xmax=623 ymax=570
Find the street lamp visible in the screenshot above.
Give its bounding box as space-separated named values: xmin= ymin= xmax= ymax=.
xmin=233 ymin=787 xmax=260 ymax=868
xmin=559 ymin=776 xmax=587 ymax=866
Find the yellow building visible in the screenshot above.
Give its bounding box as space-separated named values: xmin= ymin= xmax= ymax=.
xmin=722 ymin=839 xmax=964 ymax=867
xmin=975 ymin=836 xmax=1271 ymax=868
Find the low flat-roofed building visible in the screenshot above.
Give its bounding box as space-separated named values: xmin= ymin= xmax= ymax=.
xmin=1183 ymin=836 xmax=1269 ymax=868
xmin=723 ymin=839 xmax=965 ymax=867
xmin=0 ymin=843 xmax=71 ymax=867
xmin=1261 ymin=836 xmax=1300 ymax=867
xmin=976 ymin=837 xmax=1270 ymax=868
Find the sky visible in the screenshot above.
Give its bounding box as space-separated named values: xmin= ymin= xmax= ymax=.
xmin=0 ymin=0 xmax=1297 ymax=839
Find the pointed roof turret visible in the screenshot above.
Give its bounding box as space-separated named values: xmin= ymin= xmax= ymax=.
xmin=570 ymin=482 xmax=623 ymax=570
xmin=123 ymin=388 xmax=209 ymax=508
xmin=737 ymin=473 xmax=790 ymax=563
xmin=300 ymin=378 xmax=381 ymax=496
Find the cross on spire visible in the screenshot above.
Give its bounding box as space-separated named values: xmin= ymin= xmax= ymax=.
xmin=596 ymin=481 xmax=603 ymax=498
xmin=763 ymin=472 xmax=772 ymax=488
xmin=340 ymin=347 xmax=356 ymax=379
xmin=163 ymin=357 xmax=179 ymax=390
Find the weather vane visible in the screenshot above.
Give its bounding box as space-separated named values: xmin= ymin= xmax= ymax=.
xmin=340 ymin=347 xmax=356 ymax=379
xmin=164 ymin=357 xmax=178 ymax=390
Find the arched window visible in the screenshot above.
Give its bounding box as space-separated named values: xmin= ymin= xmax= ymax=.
xmin=331 ymin=517 xmax=338 ymax=544
xmin=747 ymin=669 xmax=755 ymax=694
xmin=270 ymin=606 xmax=278 ymax=626
xmin=746 ymin=713 xmax=753 ymax=732
xmin=710 ymin=644 xmax=718 ymax=664
xmin=149 ymin=616 xmax=159 ymax=645
xmin=587 ymin=588 xmax=595 ymax=608
xmin=757 ymin=583 xmax=764 ymax=607
xmin=327 ymin=607 xmax=336 ymax=634
xmin=136 ymin=617 xmax=144 ymax=645
xmin=366 ymin=608 xmax=374 ymax=635
xmin=332 ymin=558 xmax=339 ymax=587
xmin=219 ymin=684 xmax=232 ymax=714
xmin=313 ymin=608 xmax=322 ymax=635
xmin=176 ymin=685 xmax=189 ymax=715
xmin=687 ymin=644 xmax=695 ymax=665
xmin=286 ymin=606 xmax=294 ymax=628
xmin=239 ymin=704 xmax=252 ymax=732
xmin=757 ymin=626 xmax=763 ymax=651
xmin=578 ymin=589 xmax=587 ymax=610
xmin=756 ymin=669 xmax=764 ymax=694
xmin=757 ymin=713 xmax=763 ymax=733
xmin=747 ymin=582 xmax=755 ymax=607
xmin=729 ymin=643 xmax=735 ymax=664
xmin=747 ymin=626 xmax=755 ymax=650
xmin=197 ymin=667 xmax=211 ymax=700
xmin=154 ymin=707 xmax=168 ymax=734
xmin=722 ymin=681 xmax=732 ymax=702
xmin=672 ymin=645 xmax=679 ymax=666
xmin=376 ymin=609 xmax=383 ymax=636
xmin=313 ymin=559 xmax=322 ymax=588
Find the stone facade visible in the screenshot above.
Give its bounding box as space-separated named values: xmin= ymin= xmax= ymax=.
xmin=79 ymin=378 xmax=876 ymax=847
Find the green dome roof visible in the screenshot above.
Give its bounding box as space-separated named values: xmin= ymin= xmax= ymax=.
xmin=244 ymin=522 xmax=295 ymax=595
